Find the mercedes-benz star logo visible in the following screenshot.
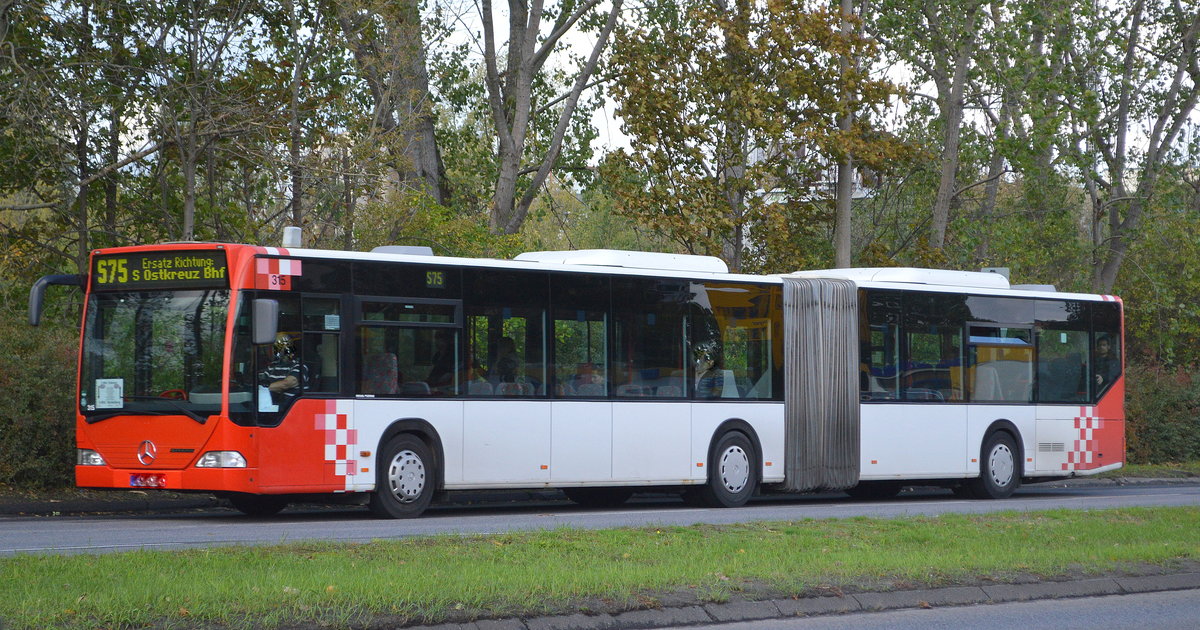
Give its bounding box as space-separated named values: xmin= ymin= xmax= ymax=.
xmin=137 ymin=440 xmax=157 ymax=466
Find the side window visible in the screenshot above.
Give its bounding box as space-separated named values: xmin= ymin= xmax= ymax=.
xmin=613 ymin=277 xmax=688 ymax=398
xmin=1035 ymin=300 xmax=1089 ymax=403
xmin=968 ymin=325 xmax=1033 ymax=402
xmin=464 ymin=270 xmax=548 ymax=396
xmin=302 ymin=297 xmax=341 ymax=393
xmin=255 ymin=294 xmax=302 ymax=423
xmin=902 ymin=293 xmax=965 ymax=402
xmin=691 ymin=282 xmax=781 ymax=400
xmin=551 ymin=274 xmax=609 ymax=397
xmin=357 ymin=299 xmax=461 ymax=397
xmin=861 ymin=290 xmax=901 ymax=400
xmin=1091 ymin=302 xmax=1122 ymax=400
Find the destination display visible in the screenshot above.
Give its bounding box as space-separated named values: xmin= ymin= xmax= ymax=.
xmin=91 ymin=250 xmax=229 ymax=291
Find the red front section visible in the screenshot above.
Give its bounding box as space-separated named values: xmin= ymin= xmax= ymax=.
xmin=76 ymin=413 xmax=261 ymax=492
xmin=74 ymin=243 xmax=346 ymax=495
xmin=1061 ymin=378 xmax=1125 ymax=472
xmin=1062 ymin=294 xmax=1126 ymax=472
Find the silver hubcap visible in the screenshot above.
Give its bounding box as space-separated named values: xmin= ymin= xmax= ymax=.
xmin=988 ymin=443 xmax=1015 ymax=487
xmin=387 ymin=449 xmax=426 ymax=503
xmin=718 ymin=446 xmax=750 ymax=494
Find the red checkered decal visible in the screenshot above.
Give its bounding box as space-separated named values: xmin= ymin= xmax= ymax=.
xmin=1064 ymin=406 xmax=1100 ymax=471
xmin=255 ymin=255 xmax=302 ymax=290
xmin=315 ymin=400 xmax=358 ymax=491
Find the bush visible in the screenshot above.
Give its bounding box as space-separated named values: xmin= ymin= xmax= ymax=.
xmin=0 ymin=305 xmax=78 ymax=488
xmin=1125 ymin=361 xmax=1200 ymax=464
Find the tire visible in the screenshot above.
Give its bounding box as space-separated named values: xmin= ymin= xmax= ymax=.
xmin=369 ymin=434 xmax=436 ymax=518
xmin=228 ymin=493 xmax=288 ymax=516
xmin=844 ymin=481 xmax=903 ymax=499
xmin=968 ymin=431 xmax=1021 ymax=499
xmin=694 ymin=431 xmax=757 ymax=508
xmin=562 ymin=487 xmax=634 ymax=508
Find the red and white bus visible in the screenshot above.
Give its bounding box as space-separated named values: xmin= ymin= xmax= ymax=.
xmin=29 ymin=240 xmax=1124 ymax=517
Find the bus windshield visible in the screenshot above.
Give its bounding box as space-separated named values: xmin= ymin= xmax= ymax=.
xmin=80 ymin=289 xmax=230 ymax=420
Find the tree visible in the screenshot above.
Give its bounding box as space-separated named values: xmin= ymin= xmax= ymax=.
xmin=603 ymin=0 xmax=903 ymax=273
xmin=870 ymin=0 xmax=986 ymax=252
xmin=1064 ymin=0 xmax=1200 ymax=293
xmin=334 ymin=0 xmax=449 ymax=208
xmin=480 ymin=0 xmax=622 ymax=235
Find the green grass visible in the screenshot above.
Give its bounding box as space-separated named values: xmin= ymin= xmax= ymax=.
xmin=1 ymin=507 xmax=1198 ymax=629
xmin=1101 ymin=461 xmax=1200 ymax=478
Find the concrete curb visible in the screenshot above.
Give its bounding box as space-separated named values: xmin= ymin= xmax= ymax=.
xmin=409 ymin=573 xmax=1200 ymax=630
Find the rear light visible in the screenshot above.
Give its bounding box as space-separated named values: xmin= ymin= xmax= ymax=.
xmin=129 ymin=474 xmax=167 ymax=488
xmin=195 ymin=451 xmax=247 ymax=468
xmin=77 ymin=449 xmax=106 ymax=466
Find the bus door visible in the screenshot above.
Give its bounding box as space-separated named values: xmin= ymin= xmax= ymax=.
xmin=858 ymin=290 xmax=968 ymax=478
xmin=461 ymin=305 xmax=552 ymax=485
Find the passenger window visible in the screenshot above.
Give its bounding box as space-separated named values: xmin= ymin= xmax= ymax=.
xmin=1034 ymin=300 xmax=1089 ymax=404
xmin=968 ymin=325 xmax=1033 ymax=402
xmin=356 ymin=298 xmax=462 ymax=397
xmin=613 ymin=277 xmax=687 ymax=398
xmin=303 ymin=298 xmax=340 ymax=393
xmin=690 ymin=282 xmax=781 ymax=400
xmin=861 ymin=290 xmax=901 ymax=400
xmin=552 ymin=274 xmax=609 ymax=397
xmin=1036 ymin=329 xmax=1089 ymax=403
xmin=464 ymin=269 xmax=548 ymax=396
xmin=901 ymin=293 xmax=965 ymax=402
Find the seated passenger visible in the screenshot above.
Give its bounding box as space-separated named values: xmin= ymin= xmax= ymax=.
xmin=489 ymin=336 xmax=521 ymax=384
xmin=693 ymin=340 xmax=722 ymax=399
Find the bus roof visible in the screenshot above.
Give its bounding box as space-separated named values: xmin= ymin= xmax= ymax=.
xmin=789 ymin=267 xmax=1011 ymax=290
xmin=95 ymin=243 xmax=1115 ymax=302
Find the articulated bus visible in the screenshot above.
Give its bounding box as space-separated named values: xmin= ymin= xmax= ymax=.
xmin=29 ymin=240 xmax=1124 ymax=517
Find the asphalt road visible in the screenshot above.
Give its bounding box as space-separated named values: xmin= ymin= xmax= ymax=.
xmin=2 ymin=482 xmax=1198 ymax=556
xmin=672 ymin=588 xmax=1200 ymax=630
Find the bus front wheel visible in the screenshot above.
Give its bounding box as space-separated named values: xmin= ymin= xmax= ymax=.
xmin=968 ymin=431 xmax=1021 ymax=499
xmin=369 ymin=434 xmax=435 ymax=518
xmin=693 ymin=431 xmax=757 ymax=508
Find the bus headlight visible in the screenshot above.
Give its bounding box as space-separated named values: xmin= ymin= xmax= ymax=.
xmin=77 ymin=449 xmax=106 ymax=466
xmin=195 ymin=451 xmax=247 ymax=468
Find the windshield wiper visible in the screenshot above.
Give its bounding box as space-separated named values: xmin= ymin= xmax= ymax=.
xmin=109 ymin=395 xmax=209 ymax=425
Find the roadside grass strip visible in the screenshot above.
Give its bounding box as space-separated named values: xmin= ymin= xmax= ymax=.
xmin=1100 ymin=461 xmax=1200 ymax=478
xmin=1 ymin=506 xmax=1198 ymax=629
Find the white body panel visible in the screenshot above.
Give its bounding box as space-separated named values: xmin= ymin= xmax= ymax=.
xmin=551 ymin=402 xmax=613 ymax=483
xmin=328 ymin=397 xmax=1091 ymax=492
xmin=462 ymin=401 xmax=551 ymax=484
xmin=691 ymin=402 xmax=786 ymax=483
xmin=859 ymin=404 xmax=967 ymax=478
xmin=348 ymin=399 xmax=465 ymax=489
xmin=612 ymin=402 xmax=692 ymax=482
xmin=345 ymin=399 xmax=784 ymax=490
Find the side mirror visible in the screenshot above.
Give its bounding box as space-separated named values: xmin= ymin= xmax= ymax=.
xmin=29 ymin=274 xmax=86 ymax=326
xmin=252 ymin=299 xmax=279 ymax=345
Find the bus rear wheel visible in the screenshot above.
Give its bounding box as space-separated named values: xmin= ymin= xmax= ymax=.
xmin=228 ymin=493 xmax=288 ymax=517
xmin=968 ymin=431 xmax=1021 ymax=499
xmin=563 ymin=487 xmax=634 ymax=508
xmin=693 ymin=431 xmax=757 ymax=508
xmin=369 ymin=435 xmax=435 ymax=518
